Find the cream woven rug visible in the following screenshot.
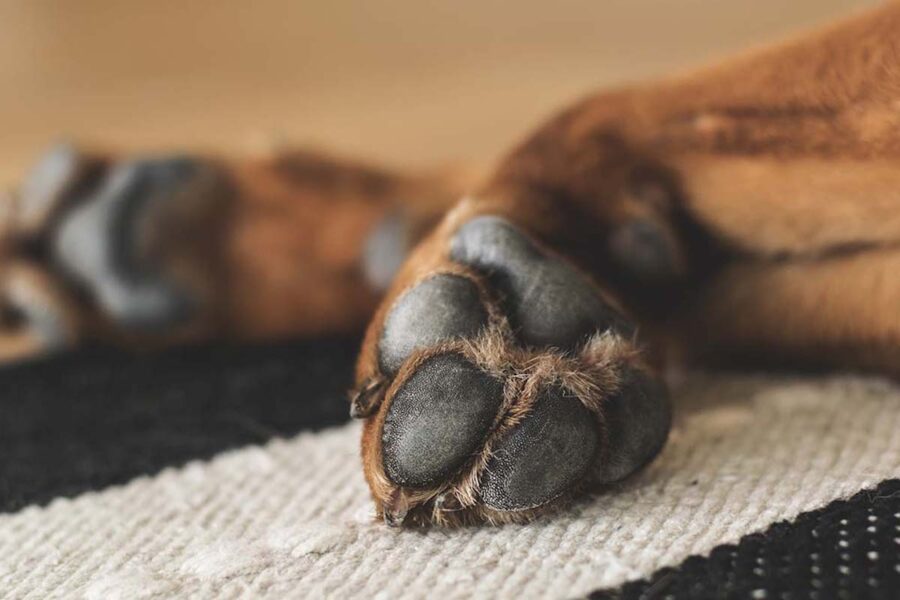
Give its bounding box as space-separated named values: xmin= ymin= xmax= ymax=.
xmin=2 ymin=373 xmax=899 ymax=599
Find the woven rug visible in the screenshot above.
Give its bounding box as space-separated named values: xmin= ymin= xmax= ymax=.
xmin=0 ymin=340 xmax=898 ymax=598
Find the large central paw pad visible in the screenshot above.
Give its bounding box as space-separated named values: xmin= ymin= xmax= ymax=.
xmin=450 ymin=217 xmax=634 ymax=348
xmin=355 ymin=216 xmax=671 ymax=526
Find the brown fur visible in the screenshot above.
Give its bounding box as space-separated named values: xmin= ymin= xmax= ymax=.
xmin=0 ymin=260 xmax=80 ymax=361
xmin=221 ymin=150 xmax=472 ymax=341
xmin=467 ymin=1 xmax=900 ymax=374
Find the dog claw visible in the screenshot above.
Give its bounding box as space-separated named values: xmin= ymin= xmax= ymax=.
xmin=349 ymin=377 xmax=385 ymax=419
xmin=383 ymin=489 xmax=410 ymax=527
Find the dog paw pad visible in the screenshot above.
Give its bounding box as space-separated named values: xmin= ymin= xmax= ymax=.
xmin=480 ymin=385 xmax=599 ymax=511
xmin=450 ymin=215 xmax=632 ymax=349
xmin=382 ymin=353 xmax=503 ymax=488
xmin=378 ymin=273 xmax=489 ymax=374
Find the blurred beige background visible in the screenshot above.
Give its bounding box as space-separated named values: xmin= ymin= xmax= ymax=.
xmin=0 ymin=0 xmax=880 ymax=186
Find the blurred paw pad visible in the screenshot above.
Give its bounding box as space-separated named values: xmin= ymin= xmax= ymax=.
xmin=52 ymin=158 xmax=206 ymax=330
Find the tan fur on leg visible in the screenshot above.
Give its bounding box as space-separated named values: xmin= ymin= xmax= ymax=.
xmin=474 ymin=2 xmax=900 ymax=374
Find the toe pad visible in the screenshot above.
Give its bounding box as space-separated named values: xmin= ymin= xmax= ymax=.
xmin=594 ymin=369 xmax=671 ymax=483
xmin=481 ymin=385 xmax=599 ymax=511
xmin=382 ymin=353 xmax=503 ymax=488
xmin=378 ymin=273 xmax=488 ymax=374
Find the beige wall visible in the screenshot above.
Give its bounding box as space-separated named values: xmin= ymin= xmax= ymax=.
xmin=0 ymin=0 xmax=880 ymax=185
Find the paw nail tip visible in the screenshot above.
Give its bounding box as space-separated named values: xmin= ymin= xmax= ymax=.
xmin=383 ymin=488 xmax=410 ymax=527
xmin=383 ymin=508 xmax=408 ymax=527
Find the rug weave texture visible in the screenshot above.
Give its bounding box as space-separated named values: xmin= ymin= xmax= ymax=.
xmin=2 ymin=372 xmax=899 ymax=599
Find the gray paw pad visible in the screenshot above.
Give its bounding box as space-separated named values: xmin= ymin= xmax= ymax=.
xmin=53 ymin=157 xmax=199 ymax=330
xmin=594 ymin=370 xmax=671 ymax=484
xmin=382 ymin=353 xmax=503 ymax=488
xmin=379 ymin=273 xmax=488 ymax=374
xmin=450 ymin=216 xmax=632 ymax=350
xmin=362 ymin=211 xmax=411 ymax=292
xmin=480 ymin=385 xmax=599 ymax=511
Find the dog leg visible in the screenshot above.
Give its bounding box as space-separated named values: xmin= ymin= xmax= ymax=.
xmin=675 ymin=247 xmax=900 ymax=376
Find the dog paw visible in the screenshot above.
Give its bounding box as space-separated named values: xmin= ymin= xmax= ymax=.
xmin=353 ymin=215 xmax=671 ymax=526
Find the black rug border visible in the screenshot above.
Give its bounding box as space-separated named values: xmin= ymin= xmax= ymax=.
xmin=590 ymin=479 xmax=900 ymax=600
xmin=0 ymin=337 xmax=358 ymax=514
